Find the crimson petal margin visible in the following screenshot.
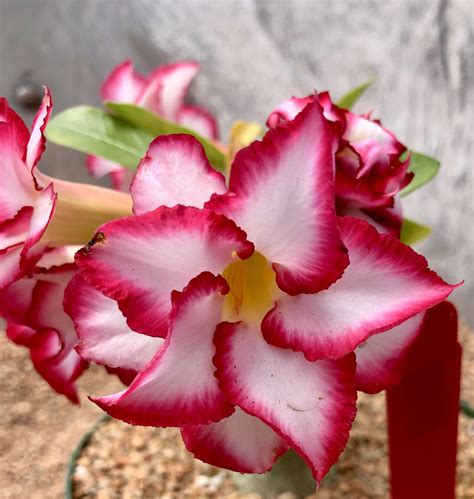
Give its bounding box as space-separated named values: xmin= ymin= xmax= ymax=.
xmin=266 ymin=95 xmax=313 ymax=129
xmin=262 ymin=217 xmax=458 ymax=360
xmin=64 ymin=273 xmax=162 ymax=372
xmin=0 ymin=121 xmax=36 ymax=223
xmin=26 ymin=86 xmax=53 ymax=174
xmin=355 ymin=313 xmax=425 ymax=393
xmin=137 ymin=62 xmax=199 ymax=119
xmin=29 ymin=330 xmax=87 ymax=404
xmin=131 ymin=134 xmax=226 ymax=215
xmin=213 ymin=322 xmax=357 ymax=483
xmin=75 ymin=205 xmax=254 ymax=337
xmin=100 ymin=60 xmax=147 ymax=103
xmin=182 ymin=408 xmax=288 ymax=473
xmin=0 ymin=244 xmax=25 ymax=289
xmin=20 ymin=183 xmax=57 ymax=266
xmin=0 ymin=97 xmax=29 ymax=161
xmin=207 ymin=100 xmax=349 ymax=295
xmin=176 ymin=105 xmax=219 ymax=140
xmin=93 ymin=272 xmax=234 ymax=427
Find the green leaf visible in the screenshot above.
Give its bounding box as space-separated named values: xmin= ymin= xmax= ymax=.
xmin=105 ymin=102 xmax=226 ymax=172
xmin=336 ymin=80 xmax=374 ymax=110
xmin=400 ymin=218 xmax=432 ymax=245
xmin=46 ymin=106 xmax=153 ymax=169
xmin=400 ymin=152 xmax=440 ymax=197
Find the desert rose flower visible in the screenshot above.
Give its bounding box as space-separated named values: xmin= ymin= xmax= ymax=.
xmin=0 ymin=243 xmax=154 ymax=402
xmin=68 ymin=101 xmax=455 ymax=482
xmin=87 ymin=60 xmax=219 ymax=190
xmin=0 ymin=90 xmax=132 ymax=289
xmin=0 ymin=247 xmax=87 ymax=402
xmin=267 ymin=93 xmax=412 ymax=237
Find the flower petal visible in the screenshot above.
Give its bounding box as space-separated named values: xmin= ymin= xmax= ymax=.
xmin=93 ymin=272 xmax=234 ymax=426
xmin=262 ymin=217 xmax=458 ymax=360
xmin=337 ymin=196 xmax=404 ymax=238
xmin=5 ymin=322 xmax=36 ymax=347
xmin=343 ymin=113 xmax=405 ymax=156
xmin=2 ymin=262 xmax=88 ymax=404
xmin=101 ymin=60 xmax=147 ymax=103
xmin=0 ymin=276 xmax=36 ymax=323
xmin=30 ymin=330 xmax=87 ymax=404
xmin=0 ymin=244 xmax=25 ymax=289
xmin=0 ymin=97 xmax=29 ymax=157
xmin=266 ymin=96 xmax=313 ymax=129
xmin=26 ymin=86 xmax=53 ymax=172
xmin=76 ymin=205 xmax=254 ymax=337
xmin=105 ymin=366 xmax=137 ymax=386
xmin=27 ymin=268 xmax=77 ymax=351
xmin=214 ymin=322 xmax=357 ymax=483
xmin=65 ymin=273 xmax=162 ymax=372
xmin=0 ymin=207 xmax=32 ymax=250
xmin=85 ymin=155 xmax=133 ymax=191
xmin=182 ymin=408 xmax=288 ymax=473
xmin=137 ymin=62 xmax=199 ymax=119
xmin=20 ymin=183 xmax=57 ymax=267
xmin=355 ymin=313 xmax=425 ymax=393
xmin=86 ymin=155 xmax=125 ymax=178
xmin=176 ymin=105 xmax=219 ymax=139
xmin=131 ymin=134 xmax=226 ymax=215
xmin=0 ymin=122 xmax=36 ymax=223
xmin=208 ymin=101 xmax=349 ymax=295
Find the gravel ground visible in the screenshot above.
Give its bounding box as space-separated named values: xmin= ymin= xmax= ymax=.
xmin=1 ymin=324 xmax=473 ymax=499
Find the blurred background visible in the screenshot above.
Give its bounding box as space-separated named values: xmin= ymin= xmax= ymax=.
xmin=0 ymin=1 xmax=473 ymax=497
xmin=0 ymin=0 xmax=472 ymax=321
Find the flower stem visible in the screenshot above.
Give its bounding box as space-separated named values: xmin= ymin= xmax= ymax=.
xmin=40 ymin=176 xmax=132 ymax=246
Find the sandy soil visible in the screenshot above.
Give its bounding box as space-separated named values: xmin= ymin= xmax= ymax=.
xmin=0 ymin=337 xmax=122 ymax=499
xmin=1 ymin=324 xmax=473 ymax=499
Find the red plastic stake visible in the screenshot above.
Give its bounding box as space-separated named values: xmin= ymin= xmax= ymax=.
xmin=386 ymin=301 xmax=461 ymax=499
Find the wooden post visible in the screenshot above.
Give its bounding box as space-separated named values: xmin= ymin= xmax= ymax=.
xmin=386 ymin=301 xmax=461 ymax=499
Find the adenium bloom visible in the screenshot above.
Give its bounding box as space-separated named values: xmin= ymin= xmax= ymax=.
xmin=0 ymin=244 xmax=144 ymax=402
xmin=67 ymin=101 xmax=455 ymax=482
xmin=0 ymin=247 xmax=87 ymax=403
xmin=267 ymin=93 xmax=412 ymax=237
xmin=0 ymin=91 xmax=132 ymax=290
xmin=87 ymin=60 xmax=219 ymax=190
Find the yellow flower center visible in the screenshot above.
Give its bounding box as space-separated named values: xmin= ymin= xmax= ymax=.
xmin=222 ymin=251 xmax=279 ymax=324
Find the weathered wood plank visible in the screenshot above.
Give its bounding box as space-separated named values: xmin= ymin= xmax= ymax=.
xmin=0 ymin=0 xmax=472 ymax=322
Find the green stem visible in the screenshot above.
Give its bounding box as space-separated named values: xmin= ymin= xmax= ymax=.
xmin=231 ymin=450 xmax=316 ymax=498
xmin=65 ymin=415 xmax=110 ymax=499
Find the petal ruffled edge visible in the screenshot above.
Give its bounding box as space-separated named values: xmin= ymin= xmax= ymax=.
xmin=262 ymin=217 xmax=459 ymax=361
xmin=182 ymin=408 xmax=289 ymax=473
xmin=92 ymin=272 xmax=234 ymax=427
xmin=130 ymin=134 xmax=226 ymax=215
xmin=213 ymin=321 xmax=357 ymax=483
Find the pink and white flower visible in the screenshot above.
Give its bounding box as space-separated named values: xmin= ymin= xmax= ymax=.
xmin=0 ymin=247 xmax=87 ymax=403
xmin=87 ymin=60 xmax=219 ymax=190
xmin=267 ymin=92 xmax=412 ymax=237
xmin=0 ymin=244 xmax=150 ymax=402
xmin=0 ymin=91 xmax=133 ymax=290
xmin=67 ymin=101 xmax=455 ymax=482
xmin=0 ymin=89 xmax=57 ymax=288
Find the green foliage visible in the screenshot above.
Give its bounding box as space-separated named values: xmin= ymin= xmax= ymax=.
xmin=400 ymin=152 xmax=441 ymax=196
xmin=105 ymin=102 xmax=226 ymax=172
xmin=46 ymin=103 xmax=227 ymax=172
xmin=400 ymin=218 xmax=432 ymax=245
xmin=336 ymin=80 xmax=374 ymax=110
xmin=46 ymin=106 xmax=153 ymax=169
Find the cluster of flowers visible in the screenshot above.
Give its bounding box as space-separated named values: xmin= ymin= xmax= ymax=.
xmin=0 ymin=61 xmax=457 ymax=482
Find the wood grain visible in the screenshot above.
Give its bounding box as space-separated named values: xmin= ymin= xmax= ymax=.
xmin=0 ymin=0 xmax=472 ymax=323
